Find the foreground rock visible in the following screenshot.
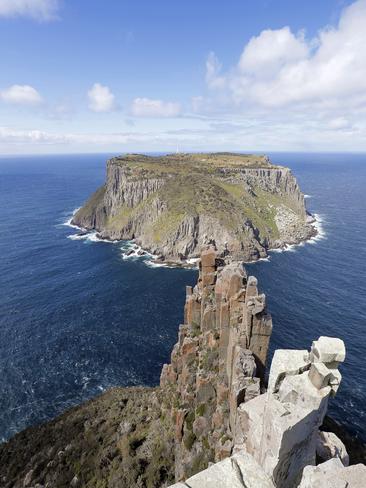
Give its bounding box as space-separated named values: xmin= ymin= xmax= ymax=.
xmin=72 ymin=153 xmax=316 ymax=264
xmin=1 ymin=248 xmax=365 ymax=487
xmin=168 ymin=336 xmax=366 ymax=487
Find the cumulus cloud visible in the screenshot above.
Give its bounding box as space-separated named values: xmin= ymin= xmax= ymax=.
xmin=206 ymin=52 xmax=226 ymax=89
xmin=88 ymin=83 xmax=117 ymax=113
xmin=206 ymin=0 xmax=366 ymax=111
xmin=0 ymin=0 xmax=59 ymax=21
xmin=131 ymin=97 xmax=181 ymax=117
xmin=0 ymin=84 xmax=43 ymax=105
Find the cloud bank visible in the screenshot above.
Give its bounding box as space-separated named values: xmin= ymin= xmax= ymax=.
xmin=0 ymin=0 xmax=59 ymax=21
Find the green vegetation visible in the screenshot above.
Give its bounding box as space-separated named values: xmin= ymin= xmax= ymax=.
xmin=0 ymin=387 xmax=175 ymax=488
xmin=72 ymin=151 xmax=307 ymax=255
xmin=74 ymin=185 xmax=105 ymax=221
xmin=112 ymin=152 xmax=276 ymax=176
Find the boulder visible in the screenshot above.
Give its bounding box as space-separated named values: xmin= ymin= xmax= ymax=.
xmin=170 ymin=452 xmax=275 ymax=488
xmin=310 ymin=336 xmax=346 ymax=365
xmin=316 ymin=430 xmax=349 ymax=466
xmin=267 ymin=349 xmax=309 ymax=394
xmin=299 ymin=458 xmax=366 ymax=488
xmin=309 ymin=362 xmax=332 ymax=389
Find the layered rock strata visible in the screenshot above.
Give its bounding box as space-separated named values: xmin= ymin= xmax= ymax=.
xmin=160 ymin=245 xmax=273 ymax=480
xmin=72 ymin=153 xmax=316 ymax=264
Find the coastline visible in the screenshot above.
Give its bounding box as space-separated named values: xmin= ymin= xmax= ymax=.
xmin=64 ymin=208 xmax=324 ymax=269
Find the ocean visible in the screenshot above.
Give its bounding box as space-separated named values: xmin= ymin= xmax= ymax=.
xmin=0 ymin=153 xmax=365 ymax=443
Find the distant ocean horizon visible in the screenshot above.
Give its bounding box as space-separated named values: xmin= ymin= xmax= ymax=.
xmin=0 ymin=152 xmax=365 ymax=443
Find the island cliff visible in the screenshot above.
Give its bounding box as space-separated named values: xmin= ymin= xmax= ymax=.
xmin=72 ymin=153 xmax=316 ymax=264
xmin=1 ymin=247 xmax=365 ymax=488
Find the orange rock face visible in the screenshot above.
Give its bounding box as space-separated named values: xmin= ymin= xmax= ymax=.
xmin=160 ymin=245 xmax=273 ymax=481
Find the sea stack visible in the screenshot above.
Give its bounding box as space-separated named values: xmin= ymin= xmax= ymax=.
xmin=1 ymin=248 xmax=365 ymax=487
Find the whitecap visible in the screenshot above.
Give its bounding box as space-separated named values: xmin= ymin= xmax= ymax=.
xmin=67 ymin=231 xmax=117 ymax=244
xmin=144 ymin=260 xmax=173 ymax=269
xmin=61 ymin=207 xmax=82 ymax=229
xmin=307 ymin=213 xmax=326 ymax=244
xmin=257 ymin=256 xmax=271 ymax=262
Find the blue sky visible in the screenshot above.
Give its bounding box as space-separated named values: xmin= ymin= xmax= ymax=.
xmin=0 ymin=0 xmax=365 ymax=154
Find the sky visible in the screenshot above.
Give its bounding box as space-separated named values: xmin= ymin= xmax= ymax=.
xmin=0 ymin=0 xmax=365 ymax=154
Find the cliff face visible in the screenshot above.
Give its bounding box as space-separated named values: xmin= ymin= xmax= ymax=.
xmin=1 ymin=249 xmax=366 ymax=488
xmin=160 ymin=246 xmax=272 ymax=480
xmin=72 ymin=153 xmax=315 ymax=263
xmin=0 ymin=246 xmax=272 ymax=487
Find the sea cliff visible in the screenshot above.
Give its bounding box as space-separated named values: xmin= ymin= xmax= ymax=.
xmin=72 ymin=153 xmax=316 ymax=264
xmin=1 ymin=247 xmax=365 ymax=487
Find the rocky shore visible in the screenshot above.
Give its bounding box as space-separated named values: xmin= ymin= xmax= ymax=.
xmin=1 ymin=247 xmax=365 ymax=487
xmin=71 ymin=153 xmax=316 ymax=265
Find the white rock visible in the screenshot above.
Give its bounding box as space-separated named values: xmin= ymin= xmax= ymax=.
xmin=234 ymin=393 xmax=266 ymax=453
xmin=267 ymin=349 xmax=309 ymax=394
xmin=309 ymin=362 xmax=332 ymax=389
xmin=311 ymin=337 xmax=346 ymax=364
xmin=298 ymin=458 xmax=345 ymax=488
xmin=299 ymin=458 xmax=366 ymax=488
xmin=172 ymin=452 xmax=275 ymax=488
xmin=316 ymin=430 xmax=349 ymax=466
xmin=328 ymin=368 xmax=342 ymax=396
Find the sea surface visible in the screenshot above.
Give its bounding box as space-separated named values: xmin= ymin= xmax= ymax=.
xmin=0 ymin=153 xmax=365 ymax=443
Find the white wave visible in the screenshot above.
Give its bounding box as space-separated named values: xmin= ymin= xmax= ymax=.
xmin=67 ymin=233 xmax=89 ymax=241
xmin=268 ymin=213 xmax=326 ymax=256
xmin=120 ymin=241 xmax=200 ymax=269
xmin=144 ymin=260 xmax=175 ymax=269
xmin=61 ymin=207 xmax=82 ymax=229
xmin=67 ymin=231 xmax=118 ymax=243
xmin=88 ymin=233 xmax=118 ymax=244
xmin=257 ymin=256 xmax=271 ymax=262
xmin=304 ymin=194 xmax=312 ymax=199
xmin=121 ymin=242 xmax=160 ymax=263
xmin=307 ymin=213 xmax=326 ymax=244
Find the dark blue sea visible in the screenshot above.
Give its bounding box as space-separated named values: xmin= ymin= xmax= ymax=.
xmin=0 ymin=153 xmax=365 ymax=443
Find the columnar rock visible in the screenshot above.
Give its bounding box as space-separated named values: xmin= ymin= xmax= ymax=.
xmin=72 ymin=153 xmax=316 ymax=264
xmin=235 ymin=337 xmax=347 ymax=488
xmin=160 ymin=245 xmax=273 ymax=480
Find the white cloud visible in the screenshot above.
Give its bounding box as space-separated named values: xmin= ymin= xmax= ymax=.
xmin=88 ymin=83 xmax=116 ymax=113
xmin=131 ymin=97 xmax=181 ymax=117
xmin=0 ymin=0 xmax=59 ymax=21
xmin=206 ymin=0 xmax=366 ymax=111
xmin=1 ymin=117 xmax=366 ymax=153
xmin=328 ymin=117 xmax=352 ymax=130
xmin=0 ymin=84 xmax=43 ymax=105
xmin=238 ymin=27 xmax=308 ymax=78
xmin=206 ymin=52 xmax=225 ymax=89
